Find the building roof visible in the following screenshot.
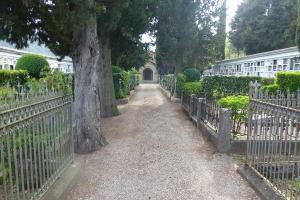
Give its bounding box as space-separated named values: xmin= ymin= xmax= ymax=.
xmin=216 ymin=46 xmax=299 ymax=65
xmin=0 ymin=40 xmax=72 ymax=62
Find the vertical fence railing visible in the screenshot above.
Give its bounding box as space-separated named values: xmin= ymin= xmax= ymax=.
xmin=247 ymin=99 xmax=300 ymax=199
xmin=249 ymin=81 xmax=300 ymax=110
xmin=181 ymin=93 xmax=190 ymax=112
xmin=189 ymin=94 xmax=198 ymax=119
xmin=201 ymin=99 xmax=220 ymax=131
xmin=0 ymin=95 xmax=73 ymax=200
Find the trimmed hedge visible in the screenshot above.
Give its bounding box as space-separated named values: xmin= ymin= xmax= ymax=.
xmin=0 ymin=69 xmax=28 ymax=87
xmin=112 ymin=65 xmax=134 ymax=99
xmin=276 ymin=72 xmax=300 ymax=93
xmin=201 ymin=76 xmax=262 ymax=98
xmin=16 ymin=54 xmax=50 ymax=78
xmin=260 ymin=78 xmax=275 ymax=86
xmin=184 ymin=68 xmax=200 ymax=82
xmin=261 ymin=84 xmax=279 ymax=93
xmin=183 ymin=81 xmax=201 ymax=96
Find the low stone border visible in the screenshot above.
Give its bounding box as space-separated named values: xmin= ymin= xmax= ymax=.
xmin=237 ymin=165 xmax=285 ymax=200
xmin=158 ymin=85 xmax=181 ymax=103
xmin=42 ymin=161 xmax=81 ymax=200
xmin=116 ymin=90 xmax=136 ymax=105
xmin=197 ymin=120 xmax=219 ymax=148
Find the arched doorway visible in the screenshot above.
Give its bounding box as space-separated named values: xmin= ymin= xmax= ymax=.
xmin=143 ymin=68 xmax=153 ymax=81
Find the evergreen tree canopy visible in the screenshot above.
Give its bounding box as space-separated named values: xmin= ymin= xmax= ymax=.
xmin=155 ymin=0 xmax=226 ymax=74
xmin=230 ymin=0 xmax=297 ymax=55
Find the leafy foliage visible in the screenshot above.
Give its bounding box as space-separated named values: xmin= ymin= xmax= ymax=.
xmin=218 ymin=95 xmax=249 ymax=134
xmin=128 ymin=68 xmax=140 ymax=91
xmin=160 ymin=74 xmax=174 ymax=92
xmin=261 ymin=84 xmax=279 ymax=93
xmin=155 ymin=0 xmax=224 ymax=76
xmin=176 ymin=73 xmax=186 ymax=95
xmin=183 ymin=68 xmax=200 ymax=82
xmin=0 ymin=69 xmax=28 ymax=87
xmin=0 ymin=86 xmax=15 ymax=100
xmin=15 ymin=54 xmax=50 ymax=79
xmin=201 ymin=76 xmax=262 ymax=98
xmin=230 ymin=0 xmax=297 ymax=54
xmin=112 ymin=65 xmax=137 ymax=99
xmin=183 ymin=81 xmax=201 ymax=96
xmin=276 ymin=72 xmax=300 ymax=93
xmin=260 ymin=78 xmax=275 ymax=86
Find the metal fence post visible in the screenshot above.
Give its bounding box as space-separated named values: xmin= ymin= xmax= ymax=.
xmin=189 ymin=94 xmax=196 ymax=118
xmin=197 ymin=98 xmax=205 ymax=128
xmin=217 ymin=108 xmax=232 ymax=153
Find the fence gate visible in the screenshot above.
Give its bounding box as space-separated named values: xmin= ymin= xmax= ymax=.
xmin=247 ymin=99 xmax=300 ymax=199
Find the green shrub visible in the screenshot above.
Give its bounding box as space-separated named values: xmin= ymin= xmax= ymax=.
xmin=128 ymin=68 xmax=140 ymax=90
xmin=183 ymin=81 xmax=201 ymax=96
xmin=41 ymin=69 xmax=72 ymax=94
xmin=176 ymin=73 xmax=186 ymax=94
xmin=261 ymin=78 xmax=275 ymax=86
xmin=201 ymin=76 xmax=262 ymax=98
xmin=276 ymin=72 xmax=300 ymax=93
xmin=218 ymin=95 xmax=249 ymax=134
xmin=15 ymin=54 xmax=50 ymax=78
xmin=0 ymin=70 xmax=28 ymax=87
xmin=160 ymin=74 xmax=174 ymax=92
xmin=184 ymin=68 xmax=200 ymax=82
xmin=0 ymin=86 xmax=15 ymax=100
xmin=113 ymin=65 xmax=129 ymax=99
xmin=261 ymin=84 xmax=279 ymax=93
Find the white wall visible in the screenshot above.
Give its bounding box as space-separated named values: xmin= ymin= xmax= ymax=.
xmin=0 ymin=47 xmax=73 ymax=73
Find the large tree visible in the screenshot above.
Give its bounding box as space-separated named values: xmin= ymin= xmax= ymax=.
xmin=297 ymin=0 xmax=300 ymax=50
xmin=230 ymin=0 xmax=297 ymax=55
xmin=0 ymin=0 xmax=108 ymax=153
xmin=98 ymin=0 xmax=154 ymax=117
xmin=155 ymin=0 xmax=198 ymax=96
xmin=215 ymin=0 xmax=227 ymax=60
xmin=155 ymin=0 xmax=224 ymax=94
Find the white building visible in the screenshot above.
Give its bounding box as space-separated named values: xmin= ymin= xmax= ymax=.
xmin=0 ymin=42 xmax=73 ymax=74
xmin=204 ymin=47 xmax=300 ymax=78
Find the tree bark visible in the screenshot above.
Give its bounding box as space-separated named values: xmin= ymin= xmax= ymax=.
xmin=72 ymin=14 xmax=107 ymax=154
xmin=99 ymin=38 xmax=119 ymax=118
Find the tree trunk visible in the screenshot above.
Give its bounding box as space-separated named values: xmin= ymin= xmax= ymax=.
xmin=72 ymin=15 xmax=107 ymax=154
xmin=99 ymin=38 xmax=119 ymax=118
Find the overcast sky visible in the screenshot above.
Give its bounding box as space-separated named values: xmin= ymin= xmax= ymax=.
xmin=142 ymin=0 xmax=244 ymax=50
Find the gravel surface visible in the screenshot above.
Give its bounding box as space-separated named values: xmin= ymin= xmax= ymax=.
xmin=64 ymin=84 xmax=260 ymax=200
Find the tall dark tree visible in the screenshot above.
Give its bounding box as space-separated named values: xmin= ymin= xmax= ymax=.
xmin=230 ymin=0 xmax=297 ymax=55
xmin=155 ymin=0 xmax=198 ymax=96
xmin=98 ymin=0 xmax=154 ymax=117
xmin=0 ymin=0 xmax=109 ymax=153
xmin=155 ymin=0 xmax=224 ymax=93
xmin=215 ymin=0 xmax=227 ymax=60
xmin=297 ymin=0 xmax=300 ymax=50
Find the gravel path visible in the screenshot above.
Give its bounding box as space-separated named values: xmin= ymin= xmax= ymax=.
xmin=65 ymin=84 xmax=259 ymax=200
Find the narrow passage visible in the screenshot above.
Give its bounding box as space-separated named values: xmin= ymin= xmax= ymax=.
xmin=65 ymin=84 xmax=259 ymax=200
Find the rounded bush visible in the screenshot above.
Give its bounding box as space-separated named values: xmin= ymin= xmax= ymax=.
xmin=183 ymin=68 xmax=200 ymax=82
xmin=15 ymin=54 xmax=49 ymax=79
xmin=218 ymin=95 xmax=249 ymax=134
